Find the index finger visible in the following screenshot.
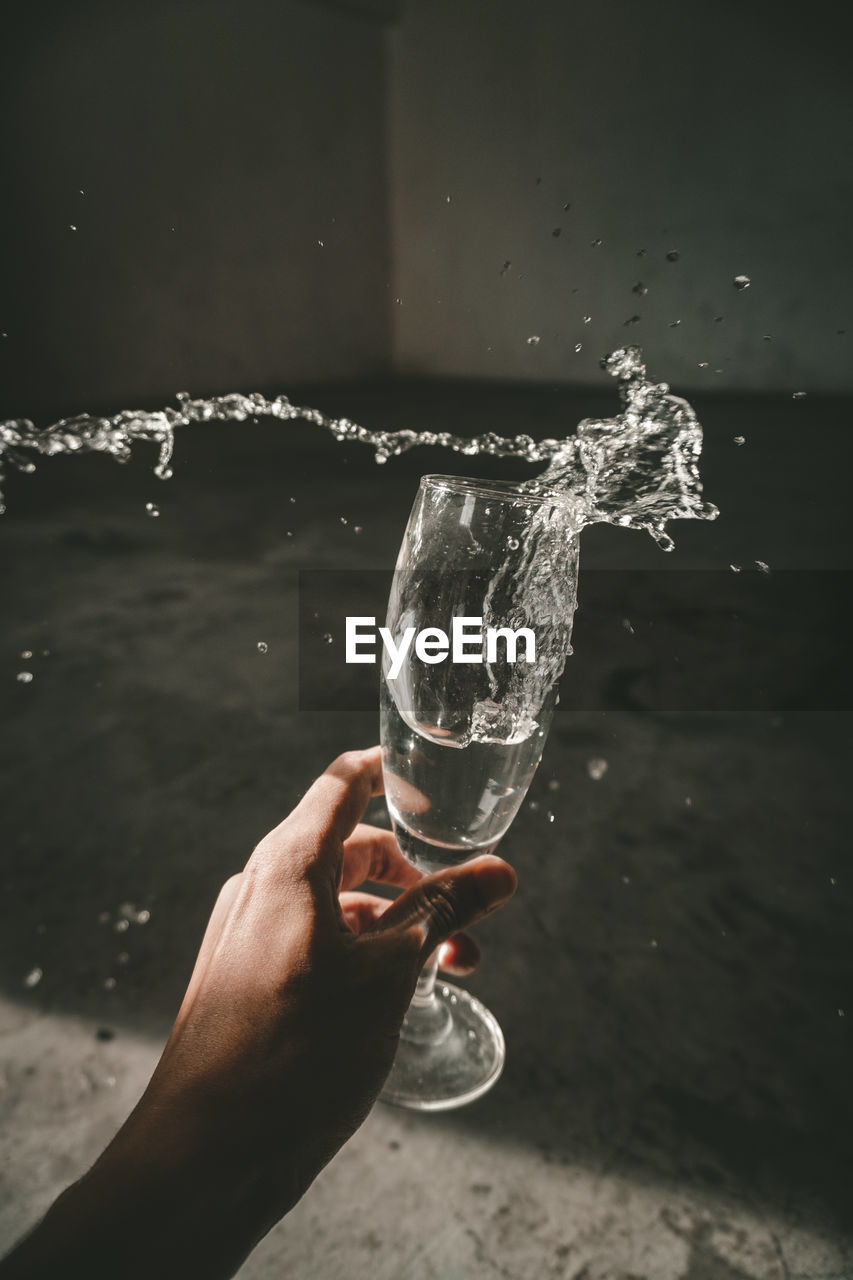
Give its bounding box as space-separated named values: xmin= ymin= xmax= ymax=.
xmin=251 ymin=747 xmax=384 ymax=886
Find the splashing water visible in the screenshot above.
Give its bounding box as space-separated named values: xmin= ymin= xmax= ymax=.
xmin=0 ymin=347 xmax=716 ymax=550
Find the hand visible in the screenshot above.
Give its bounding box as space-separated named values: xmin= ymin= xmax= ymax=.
xmin=1 ymin=747 xmax=517 ymax=1280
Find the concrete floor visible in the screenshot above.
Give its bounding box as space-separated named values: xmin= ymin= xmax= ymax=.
xmin=1 ymin=381 xmax=851 ymax=1278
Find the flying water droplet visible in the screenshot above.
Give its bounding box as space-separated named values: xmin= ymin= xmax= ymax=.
xmin=339 ymin=516 xmax=348 ymax=525
xmin=547 ymin=779 xmax=560 ymax=791
xmin=591 ymin=238 xmax=603 ymax=248
xmin=792 ymin=390 xmax=808 ymax=399
xmin=632 ymin=282 xmax=648 ymax=296
xmin=16 ymin=671 xmax=33 ymax=684
xmin=257 ymin=641 xmax=269 ymax=654
xmin=650 ymin=938 xmax=659 ymax=949
xmin=526 ymin=335 xmax=541 ymax=346
xmin=546 ymin=811 xmax=555 ymax=823
xmin=323 ymin=633 xmax=334 ymax=644
xmin=20 ymin=649 xmax=32 ymax=659
xmin=622 ymin=618 xmax=635 ymax=634
xmin=669 ymin=320 xmax=681 ymax=328
xmin=755 ymin=560 xmax=770 ymax=574
xmin=666 ymin=250 xmax=680 ymax=262
xmin=69 ymin=224 xmax=77 ymax=232
xmin=353 ymin=525 xmax=363 ymax=534
xmin=552 ymin=228 xmax=561 ymax=238
xmin=144 ymin=502 xmax=160 ymax=518
xmin=762 ymin=334 xmax=773 ymax=341
xmin=23 ymin=967 xmax=43 ymax=988
xmin=733 ymin=275 xmax=751 ymax=290
xmin=103 ymin=977 xmax=117 ymax=991
xmin=624 ymin=315 xmax=641 ymax=326
xmin=583 ymin=315 xmax=592 ymax=324
xmin=574 ymin=343 xmax=583 ymax=353
xmin=729 ymin=564 xmax=742 ymax=573
xmin=733 ymin=436 xmax=746 ymax=446
xmin=587 ymin=757 xmax=608 ymax=781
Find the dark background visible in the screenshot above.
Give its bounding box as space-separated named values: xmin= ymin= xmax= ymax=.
xmin=2 ymin=2 xmax=852 ymax=1276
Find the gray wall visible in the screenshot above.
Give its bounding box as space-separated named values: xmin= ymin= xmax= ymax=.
xmin=1 ymin=0 xmax=391 ymax=416
xmin=388 ymin=0 xmax=853 ymax=391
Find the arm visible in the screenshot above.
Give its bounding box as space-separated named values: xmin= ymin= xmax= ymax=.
xmin=1 ymin=747 xmax=516 ymax=1279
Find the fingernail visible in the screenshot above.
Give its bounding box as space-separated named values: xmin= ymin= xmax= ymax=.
xmin=471 ymin=854 xmax=518 ymax=905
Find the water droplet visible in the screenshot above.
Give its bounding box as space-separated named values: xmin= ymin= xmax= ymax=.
xmin=650 ymin=938 xmax=659 ymax=949
xmin=755 ymin=560 xmax=770 ymax=574
xmin=500 ymin=260 xmax=511 ymax=275
xmin=114 ymin=918 xmax=129 ymax=933
xmin=669 ymin=320 xmax=681 ymax=328
xmin=394 ymin=297 xmax=403 ymax=305
xmin=286 ymin=530 xmax=293 ymax=538
xmin=546 ymin=811 xmax=555 ymax=823
xmin=624 ymin=315 xmax=641 ymax=326
xmin=317 ymin=240 xmax=324 ymax=248
xmin=78 ymin=189 xmax=85 ymax=195
xmin=830 ymin=876 xmax=837 ymax=886
xmin=144 ymin=502 xmax=160 ymax=518
xmin=375 ymin=451 xmax=388 ymax=465
xmin=552 ymin=228 xmax=561 ymax=238
xmin=23 ymin=967 xmax=43 ymax=988
xmin=792 ymin=390 xmax=808 ymax=399
xmin=528 ymin=800 xmax=540 ymax=812
xmin=445 ymin=195 xmax=452 ymax=203
xmin=257 ymin=641 xmax=269 ymax=654
xmin=323 ymin=633 xmax=334 ymax=644
xmin=632 ymin=282 xmax=648 ymax=296
xmin=353 ymin=525 xmax=363 ymax=534
xmin=714 ymin=315 xmax=724 ymax=323
xmin=506 ymin=536 xmax=520 ymax=549
xmin=762 ymin=334 xmax=773 ymax=341
xmin=685 ymin=796 xmax=693 ymax=807
xmin=733 ymin=274 xmax=751 ymax=290
xmin=289 ymin=496 xmax=296 ymax=504
xmin=574 ymin=343 xmax=582 ymax=353
xmin=698 ymin=361 xmax=709 ymax=368
xmin=622 ymin=618 xmax=635 ymax=634
xmin=621 ymin=874 xmax=631 ymax=884
xmin=526 ymin=335 xmax=541 ymax=346
xmin=583 ymin=315 xmax=592 ymax=324
xmin=69 ymin=224 xmax=77 ymax=232
xmin=591 ymin=238 xmax=603 ymax=248
xmin=838 ymin=1009 xmax=846 ymax=1018
xmin=665 ymin=250 xmax=680 ymax=262
xmin=103 ymin=976 xmax=117 ymax=991
xmin=637 ymin=248 xmax=647 ymax=256
xmin=16 ymin=671 xmax=33 ymax=684
xmin=116 ymin=951 xmax=130 ymax=966
xmin=339 ymin=516 xmax=348 ymax=526
xmin=20 ymin=649 xmax=32 ymax=659
xmin=729 ymin=564 xmax=742 ymax=573
xmin=547 ymin=779 xmax=560 ymax=791
xmin=587 ymin=757 xmax=608 ymax=781
xmin=563 ymin=202 xmax=571 ymax=211
xmin=98 ymin=911 xmax=111 ymax=925
xmin=733 ymin=435 xmax=746 ymax=446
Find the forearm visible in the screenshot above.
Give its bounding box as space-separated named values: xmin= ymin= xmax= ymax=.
xmin=0 ymin=1110 xmax=285 ymax=1280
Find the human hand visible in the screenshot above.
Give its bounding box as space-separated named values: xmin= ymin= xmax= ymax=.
xmin=1 ymin=747 xmax=516 ymax=1280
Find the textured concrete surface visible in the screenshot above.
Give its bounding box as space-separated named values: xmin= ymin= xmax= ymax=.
xmin=1 ymin=382 xmax=851 ymax=1278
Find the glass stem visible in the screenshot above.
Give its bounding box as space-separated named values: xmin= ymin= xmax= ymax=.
xmin=400 ymin=950 xmax=453 ymax=1046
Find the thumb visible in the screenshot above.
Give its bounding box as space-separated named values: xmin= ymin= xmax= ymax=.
xmin=371 ymin=854 xmax=517 ymax=963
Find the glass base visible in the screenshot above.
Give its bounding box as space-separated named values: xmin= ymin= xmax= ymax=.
xmin=380 ymin=982 xmax=506 ymax=1111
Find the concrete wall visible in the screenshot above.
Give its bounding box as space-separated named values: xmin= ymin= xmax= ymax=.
xmin=0 ymin=0 xmax=391 ymax=416
xmin=388 ymin=0 xmax=853 ymax=391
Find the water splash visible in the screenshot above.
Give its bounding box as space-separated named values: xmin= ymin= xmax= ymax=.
xmin=0 ymin=347 xmax=717 ymax=548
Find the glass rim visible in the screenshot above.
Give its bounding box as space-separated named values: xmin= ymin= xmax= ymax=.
xmin=419 ymin=473 xmax=576 ymax=507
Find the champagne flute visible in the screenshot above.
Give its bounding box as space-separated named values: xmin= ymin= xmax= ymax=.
xmin=380 ymin=474 xmax=579 ymax=1110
